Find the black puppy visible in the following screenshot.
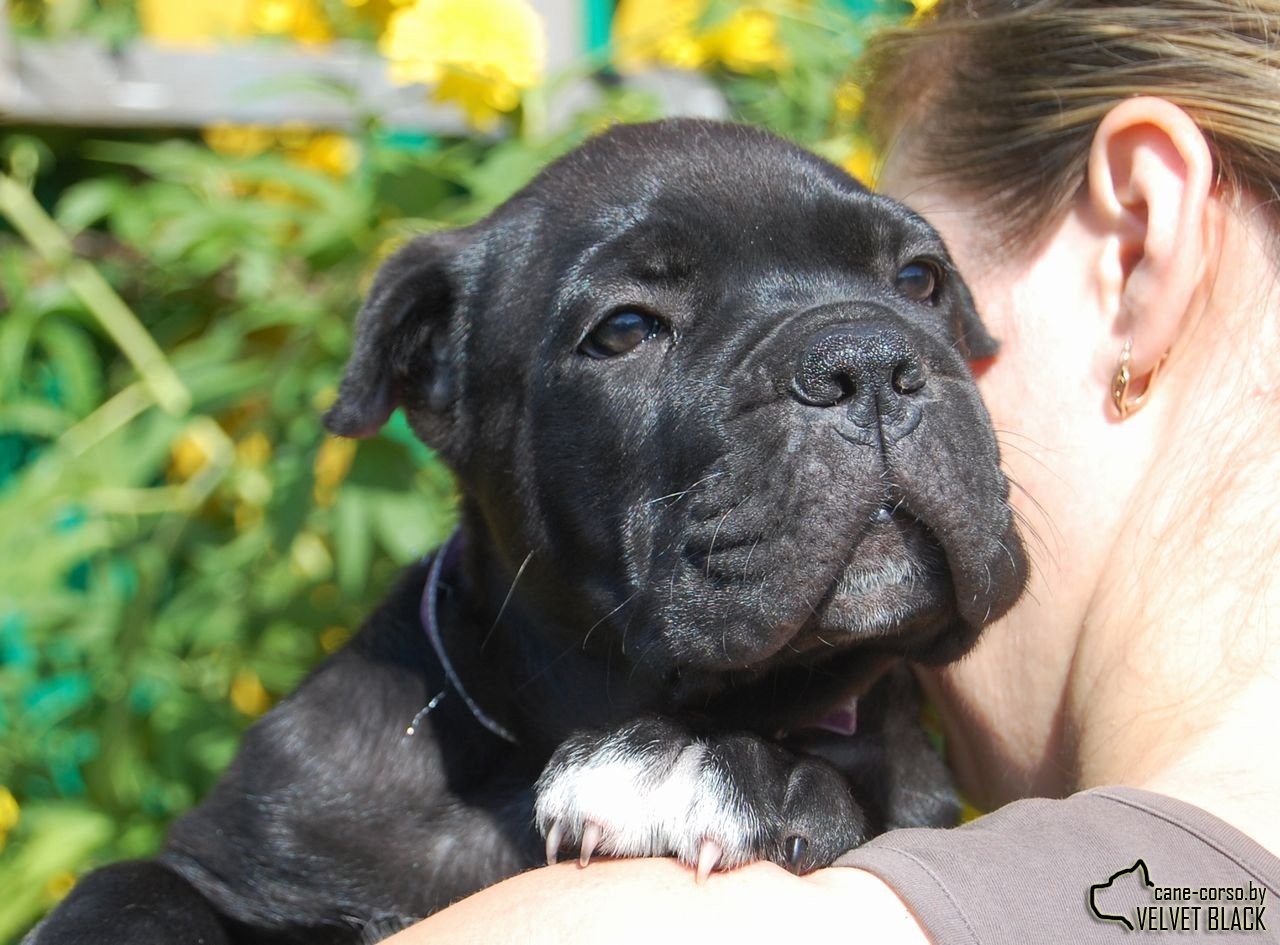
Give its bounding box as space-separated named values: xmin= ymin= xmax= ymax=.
xmin=27 ymin=120 xmax=1026 ymax=945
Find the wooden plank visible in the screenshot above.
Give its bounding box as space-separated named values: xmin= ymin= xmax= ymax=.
xmin=0 ymin=0 xmax=585 ymax=129
xmin=0 ymin=38 xmax=462 ymax=129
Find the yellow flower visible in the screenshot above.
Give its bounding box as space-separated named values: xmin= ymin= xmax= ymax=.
xmin=140 ymin=0 xmax=338 ymax=44
xmin=344 ymin=0 xmax=414 ymax=30
xmin=432 ymin=72 xmax=520 ymax=129
xmin=612 ymin=0 xmax=707 ymax=72
xmin=841 ymin=141 xmax=878 ymax=187
xmin=294 ymin=133 xmax=360 ymax=177
xmin=230 ymin=669 xmax=272 ymax=717
xmin=613 ymin=0 xmax=787 ymax=75
xmin=204 ymin=124 xmax=358 ymax=182
xmin=169 ymin=430 xmax=212 ymax=482
xmin=236 ymin=432 xmax=273 ymax=468
xmin=701 ymin=7 xmax=786 ymax=74
xmin=137 ymin=0 xmax=255 ymax=45
xmin=833 ymin=81 xmax=865 ymax=122
xmin=45 ymin=872 xmax=76 ymax=903
xmin=911 ymin=0 xmax=940 ymax=18
xmin=255 ymin=180 xmax=304 ymax=205
xmin=251 ymin=0 xmax=334 ymax=43
xmin=320 ymin=625 xmax=351 ymax=653
xmin=0 ymin=786 xmax=19 ymax=853
xmin=313 ymin=436 xmax=357 ymax=507
xmin=381 ymin=0 xmax=547 ymax=130
xmin=203 ymin=124 xmax=276 ymax=158
xmin=9 ymin=2 xmax=39 ymax=29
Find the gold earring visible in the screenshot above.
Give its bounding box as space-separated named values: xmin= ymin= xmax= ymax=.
xmin=1111 ymin=339 xmax=1165 ymax=418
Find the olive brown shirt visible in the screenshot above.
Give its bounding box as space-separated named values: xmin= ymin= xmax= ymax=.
xmin=837 ymin=787 xmax=1280 ymax=943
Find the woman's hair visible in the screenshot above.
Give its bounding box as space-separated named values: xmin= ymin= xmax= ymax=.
xmin=861 ymin=0 xmax=1280 ymax=249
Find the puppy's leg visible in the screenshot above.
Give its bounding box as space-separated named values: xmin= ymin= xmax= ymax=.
xmin=28 ymin=565 xmax=539 ymax=945
xmin=786 ymin=666 xmax=961 ymax=832
xmin=534 ymin=717 xmax=868 ymax=878
xmin=22 ymin=861 xmax=232 ymax=945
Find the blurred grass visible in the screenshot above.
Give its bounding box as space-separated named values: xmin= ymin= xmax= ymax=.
xmin=0 ymin=1 xmax=912 ymax=939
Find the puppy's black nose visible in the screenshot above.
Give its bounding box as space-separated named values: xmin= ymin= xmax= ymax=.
xmin=791 ymin=321 xmax=926 ymax=445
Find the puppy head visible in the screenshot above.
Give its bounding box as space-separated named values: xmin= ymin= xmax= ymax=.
xmin=326 ymin=120 xmax=1025 ymax=708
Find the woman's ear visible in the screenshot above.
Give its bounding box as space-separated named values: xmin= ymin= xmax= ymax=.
xmin=1086 ymin=97 xmax=1216 ymax=380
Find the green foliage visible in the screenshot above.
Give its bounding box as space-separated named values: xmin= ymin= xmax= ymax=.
xmin=0 ymin=3 xmax=904 ymax=940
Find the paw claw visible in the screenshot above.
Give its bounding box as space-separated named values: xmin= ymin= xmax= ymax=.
xmin=545 ymin=821 xmax=564 ymax=866
xmin=579 ymin=821 xmax=603 ymax=868
xmin=695 ymin=839 xmax=722 ymax=884
xmin=784 ymin=835 xmax=809 ymax=873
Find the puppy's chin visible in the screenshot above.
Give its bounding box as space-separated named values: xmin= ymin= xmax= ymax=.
xmin=659 ymin=512 xmax=975 ymax=675
xmin=800 ymin=512 xmax=957 ymax=653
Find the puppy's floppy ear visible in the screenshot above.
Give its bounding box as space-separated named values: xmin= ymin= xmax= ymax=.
xmin=947 ymin=274 xmax=999 ymax=361
xmin=324 ymin=232 xmax=466 ymax=439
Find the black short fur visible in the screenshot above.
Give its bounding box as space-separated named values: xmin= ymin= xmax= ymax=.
xmin=27 ymin=120 xmax=1026 ymax=945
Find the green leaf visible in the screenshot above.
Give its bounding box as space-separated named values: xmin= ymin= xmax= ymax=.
xmin=343 ymin=437 xmax=418 ymax=494
xmin=0 ymin=804 xmax=113 ymax=944
xmin=0 ymin=400 xmax=75 ymax=438
xmin=54 ymin=178 xmax=127 ymax=235
xmin=334 ymin=489 xmax=373 ymax=599
xmin=35 ymin=317 xmax=104 ymax=417
xmin=372 ymin=493 xmax=440 ymax=563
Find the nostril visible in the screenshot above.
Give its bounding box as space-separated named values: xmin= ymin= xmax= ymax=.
xmin=891 ymin=360 xmax=926 ymax=395
xmin=790 ymin=371 xmax=855 ymax=408
xmin=791 ymin=320 xmax=925 ymax=409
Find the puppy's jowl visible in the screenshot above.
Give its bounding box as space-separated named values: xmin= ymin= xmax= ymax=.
xmin=30 ymin=120 xmax=1026 ymax=945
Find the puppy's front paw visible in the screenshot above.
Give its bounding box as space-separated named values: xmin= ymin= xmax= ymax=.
xmin=534 ymin=717 xmax=868 ymax=879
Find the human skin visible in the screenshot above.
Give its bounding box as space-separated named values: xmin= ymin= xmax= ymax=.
xmin=886 ymin=100 xmax=1280 ymax=855
xmin=383 ymin=858 xmax=927 ymax=944
xmin=384 ymin=98 xmax=1280 ymax=942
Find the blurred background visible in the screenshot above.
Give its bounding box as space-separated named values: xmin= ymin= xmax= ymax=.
xmin=0 ymin=0 xmax=923 ymax=938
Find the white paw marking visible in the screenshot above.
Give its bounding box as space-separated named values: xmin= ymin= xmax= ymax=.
xmin=534 ymin=730 xmax=763 ymax=871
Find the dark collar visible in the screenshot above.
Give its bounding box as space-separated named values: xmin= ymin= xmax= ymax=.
xmin=418 ymin=530 xmax=519 ymax=744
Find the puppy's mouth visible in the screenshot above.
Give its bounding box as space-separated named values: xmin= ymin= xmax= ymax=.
xmin=788 ymin=506 xmax=955 ymax=658
xmin=673 ymin=502 xmax=965 ymax=674
xmin=651 ymin=503 xmax=973 ymax=730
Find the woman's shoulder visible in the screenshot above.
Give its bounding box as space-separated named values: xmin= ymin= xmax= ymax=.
xmin=837 ymin=786 xmax=1280 ymax=944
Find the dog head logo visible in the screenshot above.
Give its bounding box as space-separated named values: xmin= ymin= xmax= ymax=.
xmin=1090 ymin=860 xmax=1156 ymax=930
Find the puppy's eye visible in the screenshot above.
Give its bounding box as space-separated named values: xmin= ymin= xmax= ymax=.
xmin=579 ymin=310 xmax=666 ymax=359
xmin=895 ymin=261 xmax=942 ymax=305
